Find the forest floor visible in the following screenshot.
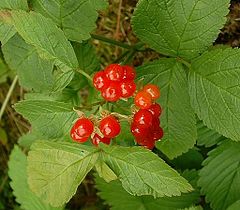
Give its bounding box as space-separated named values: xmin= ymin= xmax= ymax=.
xmin=0 ymin=0 xmax=240 ymax=209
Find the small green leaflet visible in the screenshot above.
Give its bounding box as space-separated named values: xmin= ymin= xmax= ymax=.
xmin=0 ymin=22 xmax=16 ymax=45
xmin=28 ymin=141 xmax=99 ymax=207
xmin=95 ymin=175 xmax=199 ymax=210
xmin=31 ymin=0 xmax=108 ymax=42
xmin=137 ymin=58 xmax=197 ymax=159
xmin=198 ymin=141 xmax=240 ymax=210
xmin=132 ymin=0 xmax=229 ymax=59
xmin=8 ymin=145 xmax=63 ymax=210
xmin=3 ymin=34 xmax=54 ymax=92
xmin=101 ymin=144 xmax=193 ymax=197
xmin=0 ymin=0 xmax=28 ymax=10
xmin=189 ymin=48 xmax=240 ymax=141
xmin=14 ymin=100 xmax=78 ymax=139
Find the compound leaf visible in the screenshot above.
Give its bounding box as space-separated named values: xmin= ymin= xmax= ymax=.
xmin=189 ymin=48 xmax=240 ymax=141
xmin=132 ymin=0 xmax=229 ymax=59
xmin=137 ymin=58 xmax=197 ymax=159
xmin=198 ymin=141 xmax=240 ymax=210
xmin=28 ymin=141 xmax=99 ymax=207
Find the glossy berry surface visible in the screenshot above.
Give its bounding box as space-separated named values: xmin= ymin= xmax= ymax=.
xmin=143 ymin=84 xmax=160 ymax=100
xmin=91 ymin=133 xmax=111 ymax=146
xmin=101 ymin=83 xmax=121 ymax=102
xmin=70 ymin=118 xmax=94 ymax=142
xmin=120 ymin=81 xmax=136 ymax=98
xmin=134 ymin=91 xmax=152 ymax=109
xmin=122 ymin=65 xmax=136 ymax=81
xmin=99 ymin=116 xmax=121 ymax=138
xmin=93 ymin=71 xmax=109 ymax=91
xmin=131 ymin=123 xmax=149 ymax=138
xmin=105 ymin=64 xmax=124 ymax=81
xmin=133 ymin=109 xmax=153 ymax=128
xmin=152 ymin=127 xmax=164 ymax=141
xmin=148 ymin=103 xmax=162 ymax=118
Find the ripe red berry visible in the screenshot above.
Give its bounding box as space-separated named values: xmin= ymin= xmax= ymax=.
xmin=93 ymin=71 xmax=110 ymax=91
xmin=135 ymin=135 xmax=155 ymax=150
xmin=152 ymin=117 xmax=160 ymax=129
xmin=122 ymin=65 xmax=136 ymax=81
xmin=105 ymin=64 xmax=124 ymax=81
xmin=133 ymin=109 xmax=153 ymax=128
xmin=134 ymin=91 xmax=152 ymax=109
xmin=152 ymin=127 xmax=164 ymax=141
xmin=131 ymin=123 xmax=149 ymax=138
xmin=91 ymin=133 xmax=111 ymax=146
xmin=143 ymin=84 xmax=160 ymax=100
xmin=120 ymin=81 xmax=136 ymax=98
xmin=148 ymin=103 xmax=162 ymax=118
xmin=101 ymin=83 xmax=121 ymax=102
xmin=70 ymin=118 xmax=94 ymax=142
xmin=99 ymin=116 xmax=121 ymax=138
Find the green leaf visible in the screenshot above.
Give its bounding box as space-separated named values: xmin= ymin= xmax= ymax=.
xmin=0 ymin=57 xmax=12 ymax=83
xmin=14 ymin=100 xmax=77 ymax=139
xmin=198 ymin=141 xmax=240 ymax=210
xmin=101 ymin=144 xmax=193 ymax=198
xmin=0 ymin=0 xmax=28 ymax=10
xmin=137 ymin=58 xmax=197 ymax=159
xmin=31 ymin=0 xmax=108 ymax=42
xmin=28 ymin=141 xmax=99 ymax=207
xmin=132 ymin=0 xmax=229 ymax=59
xmin=8 ymin=145 xmax=63 ymax=210
xmin=18 ymin=132 xmax=42 ymax=150
xmin=196 ymin=120 xmax=226 ymax=147
xmin=95 ymin=174 xmax=199 ymax=210
xmin=227 ymin=200 xmax=240 ymax=210
xmin=180 ymin=206 xmax=203 ymax=210
xmin=0 ymin=23 xmax=16 ymax=45
xmin=95 ymin=161 xmax=118 ymax=183
xmin=3 ymin=34 xmax=54 ymax=92
xmin=189 ymin=48 xmax=240 ymax=141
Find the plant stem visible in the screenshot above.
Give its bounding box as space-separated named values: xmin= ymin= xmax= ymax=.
xmin=0 ymin=75 xmax=18 ymax=121
xmin=77 ymin=68 xmax=93 ymax=82
xmin=91 ymin=34 xmax=132 ymax=50
xmin=177 ymin=57 xmax=191 ymax=69
xmin=74 ymin=100 xmax=106 ymax=110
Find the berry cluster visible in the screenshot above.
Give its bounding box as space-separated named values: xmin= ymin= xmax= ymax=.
xmin=93 ymin=64 xmax=136 ymax=102
xmin=131 ymin=84 xmax=163 ymax=149
xmin=70 ymin=115 xmax=121 ymax=146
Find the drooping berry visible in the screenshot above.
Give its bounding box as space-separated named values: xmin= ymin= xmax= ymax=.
xmin=91 ymin=133 xmax=111 ymax=146
xmin=122 ymin=65 xmax=136 ymax=81
xmin=152 ymin=127 xmax=164 ymax=141
xmin=131 ymin=123 xmax=149 ymax=138
xmin=135 ymin=134 xmax=155 ymax=150
xmin=93 ymin=71 xmax=110 ymax=91
xmin=133 ymin=109 xmax=153 ymax=128
xmin=148 ymin=103 xmax=162 ymax=118
xmin=120 ymin=81 xmax=136 ymax=98
xmin=105 ymin=64 xmax=124 ymax=81
xmin=143 ymin=84 xmax=160 ymax=100
xmin=134 ymin=91 xmax=152 ymax=109
xmin=99 ymin=115 xmax=121 ymax=138
xmin=70 ymin=118 xmax=94 ymax=142
xmin=101 ymin=83 xmax=121 ymax=102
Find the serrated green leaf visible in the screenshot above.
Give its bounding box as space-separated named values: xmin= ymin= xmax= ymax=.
xmin=198 ymin=141 xmax=240 ymax=210
xmin=196 ymin=120 xmax=226 ymax=147
xmin=28 ymin=141 xmax=99 ymax=207
xmin=3 ymin=34 xmax=54 ymax=92
xmin=137 ymin=58 xmax=197 ymax=159
xmin=101 ymin=144 xmax=193 ymax=198
xmin=189 ymin=48 xmax=240 ymax=141
xmin=0 ymin=0 xmax=28 ymax=10
xmin=8 ymin=145 xmax=63 ymax=210
xmin=14 ymin=100 xmax=77 ymax=139
xmin=132 ymin=0 xmax=229 ymax=59
xmin=31 ymin=0 xmax=107 ymax=42
xmin=95 ymin=161 xmax=118 ymax=183
xmin=180 ymin=206 xmax=203 ymax=210
xmin=227 ymin=200 xmax=240 ymax=210
xmin=18 ymin=132 xmax=42 ymax=150
xmin=0 ymin=22 xmax=16 ymax=45
xmin=95 ymin=174 xmax=199 ymax=210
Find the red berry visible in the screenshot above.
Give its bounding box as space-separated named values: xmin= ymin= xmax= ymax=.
xmin=99 ymin=116 xmax=121 ymax=138
xmin=152 ymin=117 xmax=160 ymax=129
xmin=91 ymin=133 xmax=111 ymax=146
xmin=70 ymin=118 xmax=94 ymax=142
xmin=143 ymin=140 xmax=155 ymax=150
xmin=148 ymin=103 xmax=162 ymax=117
xmin=93 ymin=71 xmax=110 ymax=91
xmin=122 ymin=65 xmax=136 ymax=81
xmin=134 ymin=91 xmax=152 ymax=109
xmin=131 ymin=123 xmax=148 ymax=138
xmin=135 ymin=135 xmax=155 ymax=150
xmin=133 ymin=109 xmax=153 ymax=128
xmin=143 ymin=84 xmax=160 ymax=100
xmin=105 ymin=64 xmax=124 ymax=81
xmin=101 ymin=83 xmax=121 ymax=102
xmin=120 ymin=81 xmax=136 ymax=98
xmin=152 ymin=127 xmax=164 ymax=141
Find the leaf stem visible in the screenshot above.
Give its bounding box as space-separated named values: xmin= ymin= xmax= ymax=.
xmin=77 ymin=68 xmax=93 ymax=82
xmin=177 ymin=57 xmax=191 ymax=69
xmin=0 ymin=75 xmax=18 ymax=121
